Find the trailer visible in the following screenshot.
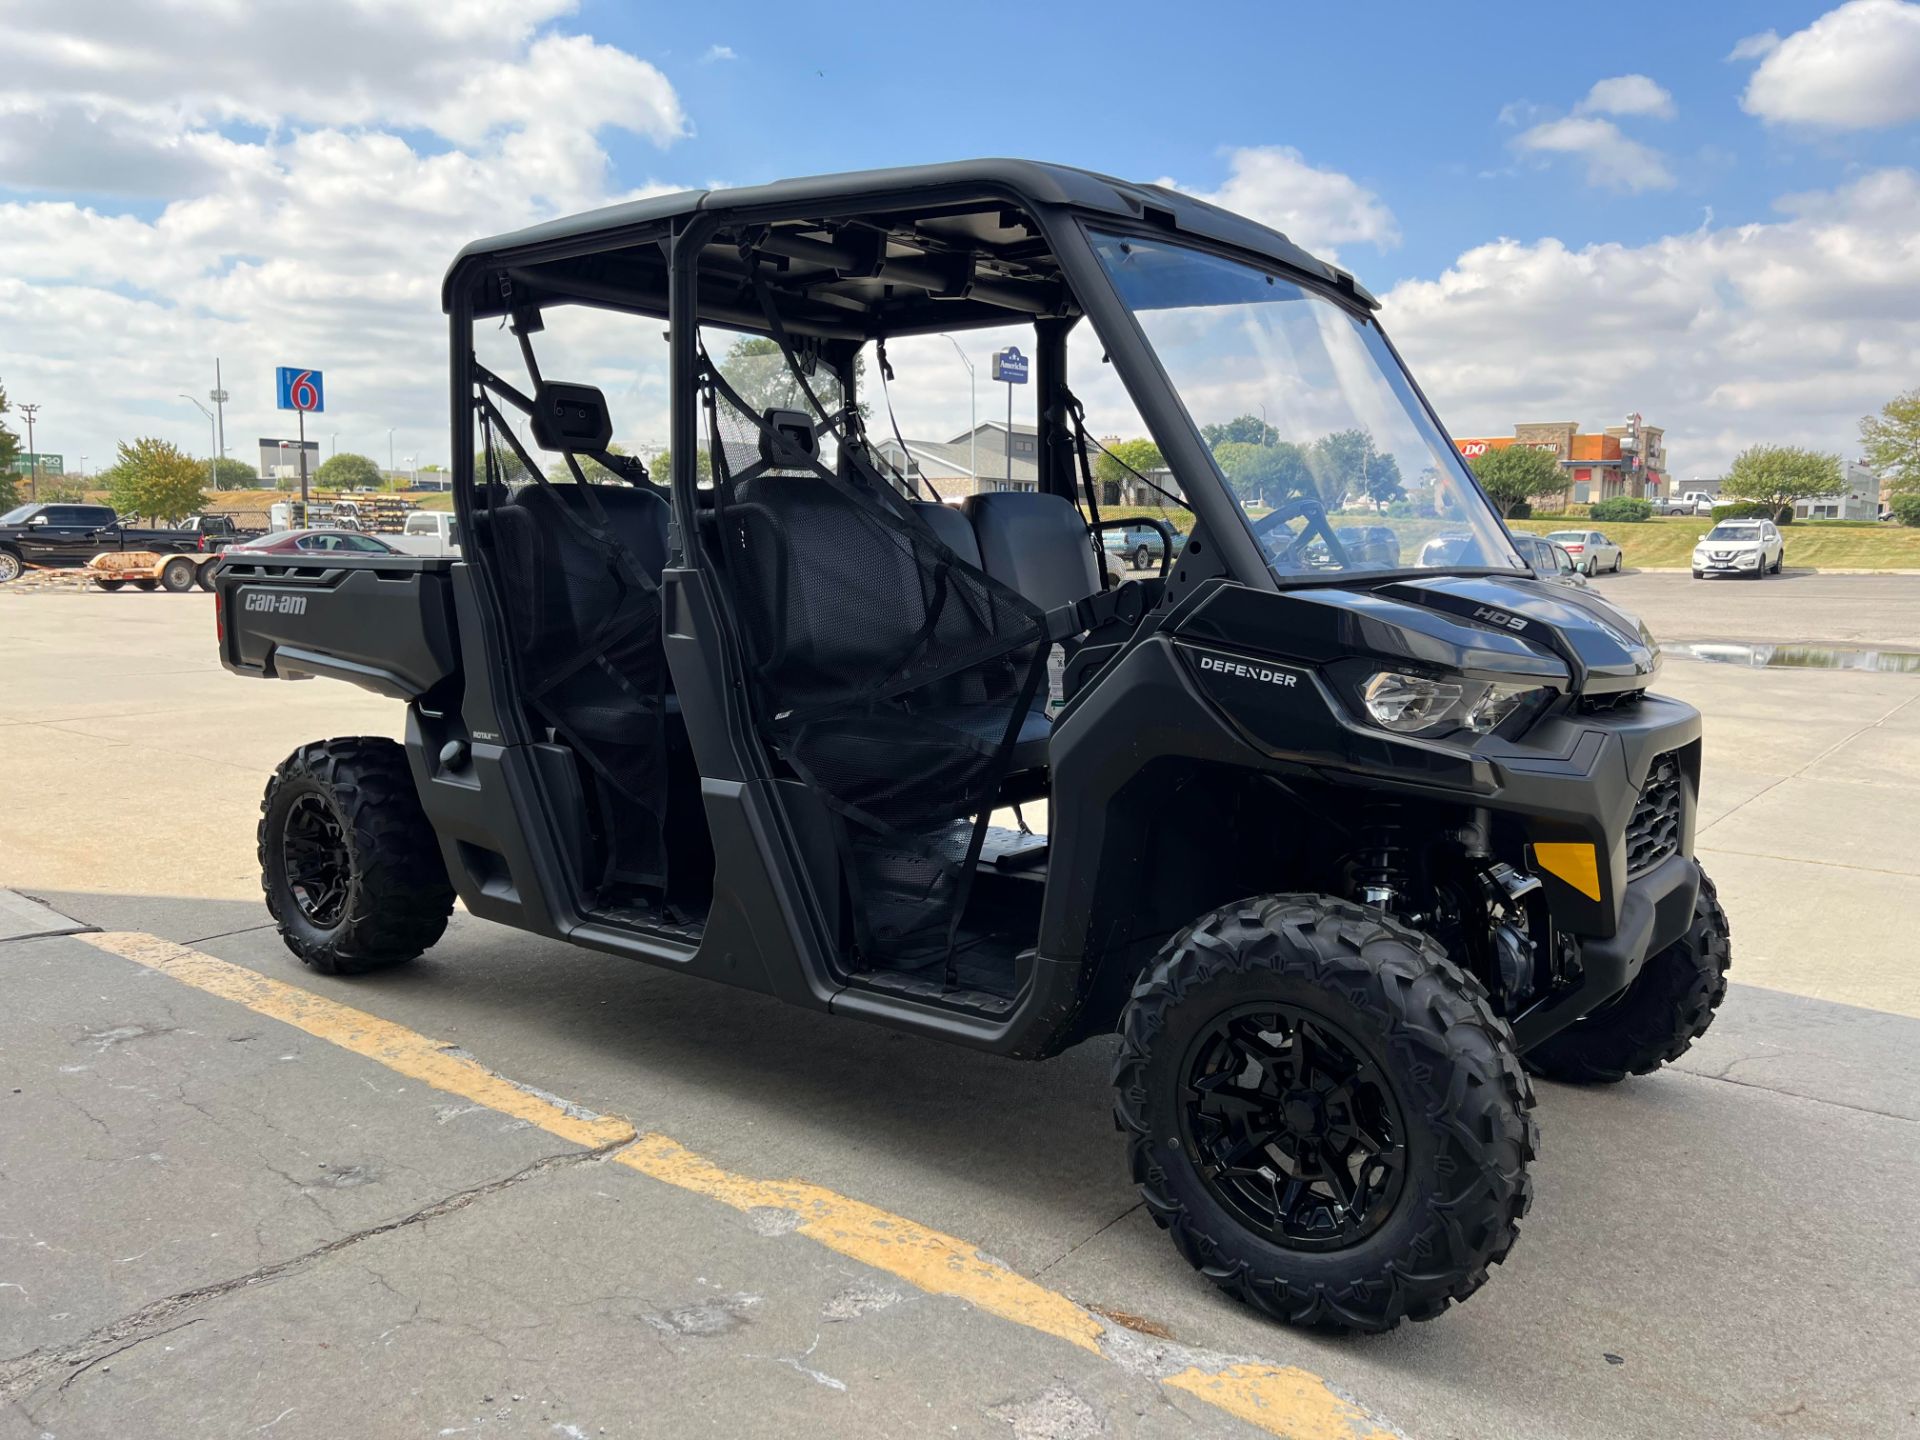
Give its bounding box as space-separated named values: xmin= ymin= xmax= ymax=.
xmin=86 ymin=549 xmax=223 ymax=593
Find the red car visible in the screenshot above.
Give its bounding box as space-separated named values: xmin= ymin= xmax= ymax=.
xmin=223 ymin=528 xmax=400 ymax=557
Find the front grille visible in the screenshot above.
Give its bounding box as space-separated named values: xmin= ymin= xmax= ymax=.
xmin=1625 ymin=752 xmax=1683 ymax=878
xmin=1579 ymin=689 xmax=1644 ymax=715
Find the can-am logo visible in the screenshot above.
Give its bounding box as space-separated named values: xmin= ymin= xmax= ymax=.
xmin=243 ymin=592 xmax=307 ymax=616
xmin=1197 ymin=655 xmax=1298 ymax=687
xmin=1472 ymin=605 xmax=1527 ymax=632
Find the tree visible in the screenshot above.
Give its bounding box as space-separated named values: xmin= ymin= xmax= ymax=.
xmin=1469 ymin=444 xmax=1567 ymax=517
xmin=653 ymin=447 xmax=712 ymax=484
xmin=210 ymin=457 xmax=258 ymax=490
xmin=544 ymin=443 xmax=635 ymax=485
xmin=102 ymin=437 xmax=207 ymax=522
xmin=1093 ymin=437 xmax=1164 ymax=492
xmin=1308 ymin=429 xmax=1402 ymax=509
xmin=1720 ymin=444 xmax=1843 ymax=516
xmin=476 ymin=446 xmax=532 ymax=484
xmin=1212 ymin=439 xmax=1312 ymax=506
xmin=39 ymin=478 xmax=89 ymax=504
xmin=0 ymin=380 xmax=20 ymax=483
xmin=315 ymin=452 xmax=384 ymax=492
xmin=1201 ymin=414 xmax=1280 ymax=448
xmin=722 ymin=336 xmax=868 ymax=419
xmin=1861 ymin=388 xmax=1920 ymax=495
xmin=0 ymin=472 xmax=16 ymax=513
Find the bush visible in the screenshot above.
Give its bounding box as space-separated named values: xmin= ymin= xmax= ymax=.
xmin=1891 ymin=494 xmax=1920 ymax=527
xmin=1711 ymin=500 xmax=1776 ymax=522
xmin=1589 ymin=497 xmax=1653 ymax=522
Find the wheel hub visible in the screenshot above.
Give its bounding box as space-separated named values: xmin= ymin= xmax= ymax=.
xmin=281 ymin=792 xmax=352 ymax=927
xmin=1180 ymin=1003 xmax=1409 ymax=1251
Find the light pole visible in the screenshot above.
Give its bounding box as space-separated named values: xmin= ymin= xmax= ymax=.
xmin=210 ymin=359 xmax=229 ymax=469
xmin=329 ymin=433 xmax=337 ymax=458
xmin=938 ymin=334 xmax=976 ymax=491
xmin=404 ymin=455 xmax=416 ymax=489
xmin=18 ymin=403 xmax=39 ymax=501
xmin=181 ymin=395 xmax=217 ymax=491
xmin=79 ymin=454 xmax=88 ymax=479
xmin=388 ymin=428 xmax=395 ymax=478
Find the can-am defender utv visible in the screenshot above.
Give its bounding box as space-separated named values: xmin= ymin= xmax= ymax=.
xmin=217 ymin=160 xmax=1729 ymax=1333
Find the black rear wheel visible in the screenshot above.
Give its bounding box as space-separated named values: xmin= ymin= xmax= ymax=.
xmin=260 ymin=737 xmax=454 ymax=975
xmin=161 ymin=557 xmax=198 ymax=592
xmin=93 ymin=578 xmax=126 ymax=592
xmin=1114 ymin=895 xmax=1536 ymax=1333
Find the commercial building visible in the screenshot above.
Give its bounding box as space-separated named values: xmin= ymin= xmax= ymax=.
xmin=1793 ymin=462 xmax=1881 ymax=521
xmin=876 ymin=422 xmax=1180 ymax=506
xmin=1454 ymin=415 xmax=1667 ymax=506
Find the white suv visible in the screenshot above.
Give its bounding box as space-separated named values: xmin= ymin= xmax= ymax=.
xmin=1692 ymin=519 xmax=1784 ymax=579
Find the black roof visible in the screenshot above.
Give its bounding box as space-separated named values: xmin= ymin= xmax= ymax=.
xmin=442 ymin=157 xmax=1374 ymax=311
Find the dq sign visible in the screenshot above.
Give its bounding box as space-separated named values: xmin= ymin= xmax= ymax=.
xmin=276 ymin=367 xmax=325 ymax=413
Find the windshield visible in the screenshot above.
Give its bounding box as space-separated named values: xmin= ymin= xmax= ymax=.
xmin=0 ymin=504 xmax=37 ymax=525
xmin=1090 ymin=232 xmax=1521 ymax=582
xmin=1704 ymin=524 xmax=1762 ymax=542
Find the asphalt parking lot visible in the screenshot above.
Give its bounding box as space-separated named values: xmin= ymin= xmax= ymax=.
xmin=3 ymin=580 xmax=1918 ymax=1440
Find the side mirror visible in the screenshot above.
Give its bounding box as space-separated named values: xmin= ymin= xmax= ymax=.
xmin=27 ymin=514 xmax=48 ymax=526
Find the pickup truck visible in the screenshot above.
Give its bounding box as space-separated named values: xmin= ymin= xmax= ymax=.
xmin=1099 ymin=523 xmax=1185 ymax=570
xmin=175 ymin=514 xmax=266 ymax=551
xmin=388 ymin=511 xmax=461 ymax=557
xmin=0 ymin=502 xmax=212 ymax=583
xmin=1653 ymin=491 xmax=1716 ymax=517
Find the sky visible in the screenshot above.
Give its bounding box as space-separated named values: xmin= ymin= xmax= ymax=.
xmin=5 ymin=0 xmax=1920 ymax=485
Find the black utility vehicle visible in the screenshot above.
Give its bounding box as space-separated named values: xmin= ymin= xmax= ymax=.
xmin=0 ymin=502 xmax=213 ymax=582
xmin=216 ymin=160 xmax=1729 ymax=1332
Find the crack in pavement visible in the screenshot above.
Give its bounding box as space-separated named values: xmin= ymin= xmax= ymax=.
xmin=0 ymin=1137 xmax=632 ymax=1405
xmin=1676 ymin=1065 xmax=1919 ymax=1125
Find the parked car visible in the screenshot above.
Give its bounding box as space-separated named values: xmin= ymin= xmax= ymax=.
xmin=0 ymin=502 xmax=211 ymax=582
xmin=389 ymin=511 xmax=461 ymax=557
xmin=1692 ymin=519 xmax=1785 ymax=579
xmin=1512 ymin=532 xmax=1589 ymax=588
xmin=1547 ymin=529 xmax=1622 ymax=576
xmin=224 ymin=528 xmax=401 ymax=557
xmin=1299 ymin=524 xmax=1402 ymax=571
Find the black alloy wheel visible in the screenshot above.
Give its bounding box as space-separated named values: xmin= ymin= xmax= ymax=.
xmin=1181 ymin=1002 xmax=1408 ymax=1252
xmin=281 ymin=792 xmax=352 ymax=926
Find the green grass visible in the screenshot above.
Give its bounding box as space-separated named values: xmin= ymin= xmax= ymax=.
xmin=1511 ymin=514 xmax=1920 ymax=570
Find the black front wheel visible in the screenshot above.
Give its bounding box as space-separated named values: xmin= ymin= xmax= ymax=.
xmin=1114 ymin=895 xmax=1536 ymax=1333
xmin=161 ymin=557 xmax=198 ymax=592
xmin=260 ymin=737 xmax=455 ymax=975
xmin=1525 ymin=870 xmax=1731 ymax=1085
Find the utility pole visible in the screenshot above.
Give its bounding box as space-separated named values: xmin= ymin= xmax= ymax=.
xmin=388 ymin=428 xmax=395 ymax=476
xmin=181 ymin=395 xmax=217 ymax=490
xmin=19 ymin=403 xmax=39 ymax=501
xmin=211 ymin=359 xmax=229 ymax=471
xmin=939 ymin=335 xmax=976 ymax=490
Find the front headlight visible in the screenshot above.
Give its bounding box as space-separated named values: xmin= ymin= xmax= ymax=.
xmin=1361 ymin=671 xmax=1546 ymax=737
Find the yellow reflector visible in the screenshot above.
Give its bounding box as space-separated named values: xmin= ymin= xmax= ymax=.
xmin=1534 ymin=841 xmax=1602 ymax=901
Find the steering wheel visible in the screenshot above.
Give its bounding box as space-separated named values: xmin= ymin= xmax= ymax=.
xmin=1251 ymin=494 xmax=1352 ymax=571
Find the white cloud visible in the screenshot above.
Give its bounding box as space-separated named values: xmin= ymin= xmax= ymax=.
xmin=1159 ymin=145 xmax=1399 ymax=259
xmin=1727 ymin=30 xmax=1781 ymax=62
xmin=0 ymin=1 xmax=690 ymax=474
xmin=1381 ymin=167 xmax=1920 ymax=478
xmin=1512 ymin=116 xmax=1675 ymax=192
xmin=1740 ymin=0 xmax=1920 ymax=129
xmin=703 ymin=44 xmax=738 ymax=62
xmin=1573 ymin=74 xmax=1676 ymax=120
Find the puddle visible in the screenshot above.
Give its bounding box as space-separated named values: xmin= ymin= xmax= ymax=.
xmin=1671 ymin=641 xmax=1920 ymax=674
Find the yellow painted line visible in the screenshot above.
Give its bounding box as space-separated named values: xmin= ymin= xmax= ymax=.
xmin=1166 ymin=1365 xmax=1397 ymax=1440
xmin=78 ymin=930 xmax=1396 ymax=1440
xmin=78 ymin=931 xmax=633 ymax=1151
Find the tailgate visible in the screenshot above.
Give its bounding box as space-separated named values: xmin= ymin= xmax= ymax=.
xmin=214 ymin=554 xmax=459 ymax=700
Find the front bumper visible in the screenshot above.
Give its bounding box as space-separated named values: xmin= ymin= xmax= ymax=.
xmin=1511 ymin=851 xmax=1700 ymax=1049
xmin=1695 ymin=552 xmax=1763 ymax=575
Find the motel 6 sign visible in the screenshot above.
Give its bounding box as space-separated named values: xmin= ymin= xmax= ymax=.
xmin=276 ymin=367 xmax=325 ymax=413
